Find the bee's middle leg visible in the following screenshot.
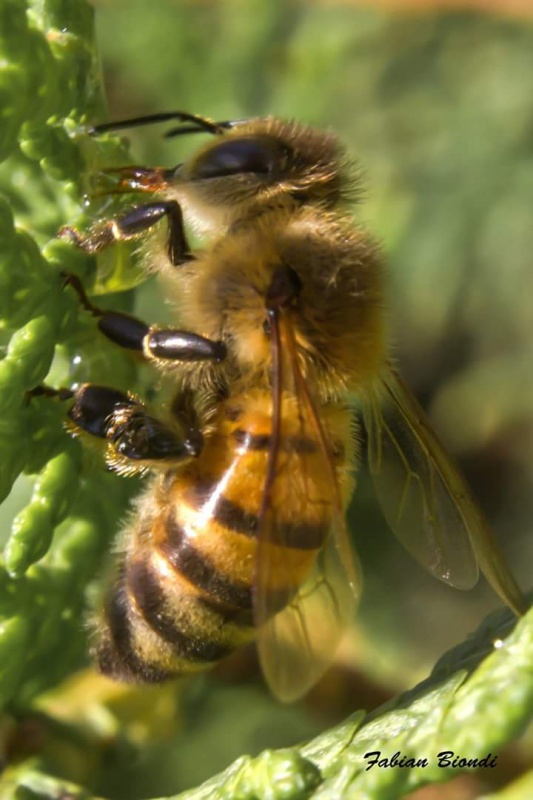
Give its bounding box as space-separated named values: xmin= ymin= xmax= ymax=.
xmin=62 ymin=272 xmax=226 ymax=364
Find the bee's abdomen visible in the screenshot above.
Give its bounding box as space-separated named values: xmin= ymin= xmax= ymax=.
xmin=94 ymin=481 xmax=259 ymax=683
xmin=96 ymin=568 xmax=230 ymax=683
xmin=95 ymin=394 xmax=347 ymax=683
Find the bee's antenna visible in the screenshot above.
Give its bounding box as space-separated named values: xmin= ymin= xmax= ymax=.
xmin=89 ymin=111 xmax=228 ymax=137
xmin=164 ymin=120 xmax=242 ymax=138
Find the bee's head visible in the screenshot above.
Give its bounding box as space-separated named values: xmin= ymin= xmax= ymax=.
xmin=93 ymin=112 xmax=357 ymax=235
xmin=168 ymin=117 xmax=355 ymax=231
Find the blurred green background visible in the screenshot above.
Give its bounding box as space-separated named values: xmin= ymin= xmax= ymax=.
xmin=2 ymin=1 xmax=533 ymax=798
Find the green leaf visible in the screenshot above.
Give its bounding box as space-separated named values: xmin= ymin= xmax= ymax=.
xmin=2 ymin=605 xmax=530 ymax=799
xmin=0 ymin=0 xmax=137 ymax=711
xmin=480 ymin=769 xmax=533 ymax=800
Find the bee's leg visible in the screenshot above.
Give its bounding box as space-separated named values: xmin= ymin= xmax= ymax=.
xmin=27 ymin=384 xmax=203 ymax=468
xmin=143 ymin=329 xmax=226 ymax=364
xmin=59 ymin=200 xmax=194 ymax=267
xmin=62 ymin=272 xmax=226 ymax=363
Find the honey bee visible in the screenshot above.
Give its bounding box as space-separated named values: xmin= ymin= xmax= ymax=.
xmin=36 ymin=111 xmax=526 ymax=702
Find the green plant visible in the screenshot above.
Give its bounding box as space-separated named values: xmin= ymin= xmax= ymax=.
xmin=0 ymin=0 xmax=136 ymax=708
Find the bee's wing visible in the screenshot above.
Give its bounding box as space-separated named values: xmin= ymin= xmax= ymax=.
xmin=256 ymin=518 xmax=360 ymax=702
xmin=255 ymin=311 xmax=361 ymax=702
xmin=363 ymin=368 xmax=526 ymax=614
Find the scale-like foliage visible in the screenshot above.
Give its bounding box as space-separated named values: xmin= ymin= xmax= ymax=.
xmin=1 ymin=604 xmax=532 ymax=798
xmin=0 ymin=0 xmax=136 ymax=710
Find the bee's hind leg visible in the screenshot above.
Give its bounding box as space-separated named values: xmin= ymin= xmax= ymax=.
xmin=27 ymin=384 xmax=203 ymax=473
xmin=62 ymin=272 xmax=226 ymax=365
xmin=59 ymin=199 xmax=194 ymax=267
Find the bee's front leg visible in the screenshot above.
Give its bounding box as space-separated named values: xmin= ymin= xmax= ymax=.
xmin=61 ymin=272 xmax=226 ymax=364
xmin=59 ymin=199 xmax=194 ymax=267
xmin=27 ymin=384 xmax=203 ymax=474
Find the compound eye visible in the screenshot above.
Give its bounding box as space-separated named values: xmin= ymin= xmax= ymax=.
xmin=191 ymin=136 xmax=284 ymax=179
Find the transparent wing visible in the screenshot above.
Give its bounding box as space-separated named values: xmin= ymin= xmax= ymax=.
xmin=255 ymin=311 xmax=361 ymax=702
xmin=363 ymin=369 xmax=526 ymax=613
xmin=257 ymin=513 xmax=359 ymax=702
